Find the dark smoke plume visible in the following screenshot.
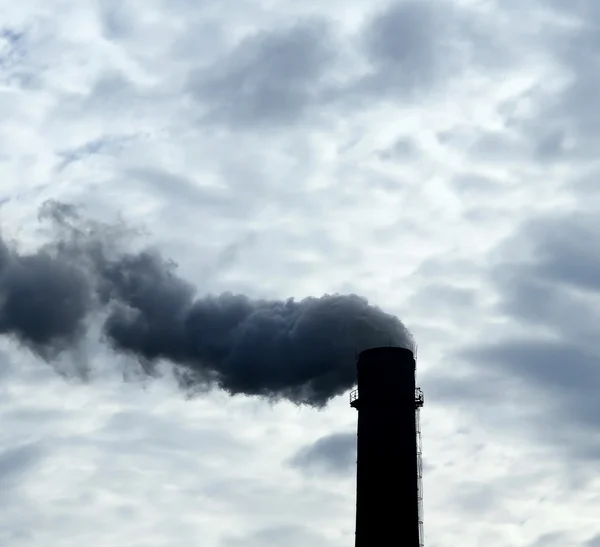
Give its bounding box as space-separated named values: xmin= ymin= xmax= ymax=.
xmin=0 ymin=201 xmax=413 ymax=406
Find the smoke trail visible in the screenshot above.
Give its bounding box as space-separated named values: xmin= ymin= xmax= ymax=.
xmin=0 ymin=201 xmax=414 ymax=406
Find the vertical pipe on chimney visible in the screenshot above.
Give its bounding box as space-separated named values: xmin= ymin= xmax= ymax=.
xmin=350 ymin=346 xmax=423 ymax=547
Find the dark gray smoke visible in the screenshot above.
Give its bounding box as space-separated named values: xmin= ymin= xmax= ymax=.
xmin=0 ymin=201 xmax=414 ymax=406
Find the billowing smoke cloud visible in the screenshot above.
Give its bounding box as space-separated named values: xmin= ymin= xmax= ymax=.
xmin=0 ymin=201 xmax=413 ymax=406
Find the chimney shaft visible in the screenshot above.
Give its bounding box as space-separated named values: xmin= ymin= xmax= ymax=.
xmin=350 ymin=346 xmax=423 ymax=547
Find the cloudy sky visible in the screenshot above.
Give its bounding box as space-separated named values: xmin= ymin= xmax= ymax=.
xmin=1 ymin=0 xmax=600 ymax=545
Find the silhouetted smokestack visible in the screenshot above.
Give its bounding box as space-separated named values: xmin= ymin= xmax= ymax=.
xmin=0 ymin=201 xmax=414 ymax=406
xmin=350 ymin=346 xmax=424 ymax=547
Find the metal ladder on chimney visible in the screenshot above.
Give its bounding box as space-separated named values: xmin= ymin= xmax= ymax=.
xmin=416 ymin=387 xmax=424 ymax=547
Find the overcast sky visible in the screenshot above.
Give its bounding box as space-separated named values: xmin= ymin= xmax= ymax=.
xmin=1 ymin=0 xmax=600 ymax=545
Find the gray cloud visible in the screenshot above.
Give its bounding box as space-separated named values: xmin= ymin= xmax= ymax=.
xmin=224 ymin=524 xmax=330 ymax=547
xmin=438 ymin=127 xmax=530 ymax=163
xmin=503 ymin=2 xmax=600 ymax=162
xmin=530 ymin=531 xmax=570 ymax=547
xmin=407 ymin=283 xmax=476 ymax=312
xmin=185 ymin=0 xmax=516 ymax=129
xmin=571 ymin=172 xmax=600 ymax=197
xmin=451 ymin=174 xmax=507 ymax=198
xmin=345 ymin=0 xmax=516 ymax=105
xmin=377 ymin=136 xmax=420 ymax=161
xmin=289 ymin=431 xmax=356 ymax=475
xmin=520 ymin=214 xmax=600 ymax=292
xmin=188 ymin=18 xmax=337 ymax=128
xmin=123 ymin=167 xmax=259 ymax=220
xmin=429 ymin=209 xmax=600 ymax=460
xmin=446 ymin=481 xmax=498 ymax=517
xmin=0 ymin=442 xmax=43 ymax=494
xmin=360 ymin=1 xmax=442 ymax=94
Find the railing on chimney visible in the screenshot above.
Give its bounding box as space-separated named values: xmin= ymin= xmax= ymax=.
xmin=349 ymin=387 xmax=423 ymax=406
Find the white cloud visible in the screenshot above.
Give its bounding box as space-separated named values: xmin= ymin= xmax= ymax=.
xmin=1 ymin=0 xmax=600 ymax=545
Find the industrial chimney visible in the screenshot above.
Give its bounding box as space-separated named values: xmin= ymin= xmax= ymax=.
xmin=350 ymin=346 xmax=424 ymax=547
